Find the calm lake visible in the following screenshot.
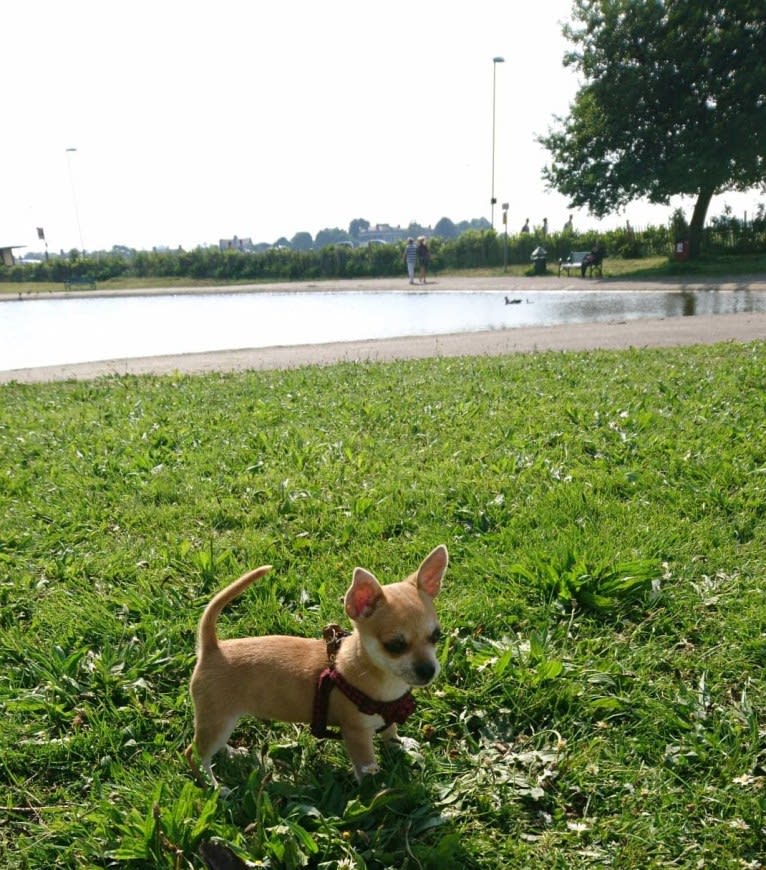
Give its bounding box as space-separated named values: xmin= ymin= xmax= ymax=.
xmin=2 ymin=287 xmax=765 ymax=372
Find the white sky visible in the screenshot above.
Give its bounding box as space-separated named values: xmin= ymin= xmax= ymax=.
xmin=2 ymin=0 xmax=762 ymax=254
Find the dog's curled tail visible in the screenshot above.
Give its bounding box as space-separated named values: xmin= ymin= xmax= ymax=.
xmin=197 ymin=565 xmax=272 ymax=655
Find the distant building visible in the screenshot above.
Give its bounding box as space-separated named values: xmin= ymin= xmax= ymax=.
xmin=357 ymin=224 xmax=411 ymax=245
xmin=219 ymin=235 xmax=254 ymax=252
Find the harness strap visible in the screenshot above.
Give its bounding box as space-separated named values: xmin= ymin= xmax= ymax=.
xmin=312 ymin=666 xmax=343 ymax=739
xmin=311 ymin=666 xmax=416 ymax=739
xmin=311 ymin=624 xmax=417 ymax=739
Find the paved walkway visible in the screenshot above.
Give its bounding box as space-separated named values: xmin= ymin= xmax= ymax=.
xmin=2 ymin=274 xmax=766 ymax=384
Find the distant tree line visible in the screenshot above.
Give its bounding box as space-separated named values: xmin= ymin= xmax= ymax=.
xmin=3 ymin=210 xmax=764 ymax=285
xmin=287 ymin=216 xmax=491 ymax=250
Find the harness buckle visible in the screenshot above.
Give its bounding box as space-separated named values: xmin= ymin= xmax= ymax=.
xmin=322 ymin=623 xmax=350 ymax=665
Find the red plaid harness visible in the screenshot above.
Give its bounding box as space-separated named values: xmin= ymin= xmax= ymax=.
xmin=311 ymin=624 xmax=416 ymax=740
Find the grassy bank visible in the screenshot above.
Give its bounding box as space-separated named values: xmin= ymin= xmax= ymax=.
xmin=1 ymin=252 xmax=765 ymax=295
xmin=2 ymin=343 xmax=765 ymax=867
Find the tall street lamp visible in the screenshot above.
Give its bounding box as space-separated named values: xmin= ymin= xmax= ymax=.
xmin=65 ymin=147 xmax=85 ymax=255
xmin=502 ymin=202 xmax=509 ymax=272
xmin=490 ymin=56 xmax=505 ymax=230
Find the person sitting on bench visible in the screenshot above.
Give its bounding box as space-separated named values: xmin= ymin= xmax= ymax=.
xmin=581 ymin=243 xmax=605 ymax=278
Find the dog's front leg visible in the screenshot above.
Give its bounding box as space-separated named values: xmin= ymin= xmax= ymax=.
xmin=342 ymin=726 xmax=379 ymax=780
xmin=378 ymin=723 xmax=398 ymax=744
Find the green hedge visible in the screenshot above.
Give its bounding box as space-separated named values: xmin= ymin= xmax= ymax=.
xmin=3 ymin=219 xmax=764 ymax=285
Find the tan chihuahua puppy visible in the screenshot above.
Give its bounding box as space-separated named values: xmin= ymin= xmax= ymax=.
xmin=185 ymin=545 xmax=447 ymax=786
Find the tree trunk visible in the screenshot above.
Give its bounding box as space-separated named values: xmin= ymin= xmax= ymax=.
xmin=688 ymin=187 xmax=714 ymax=259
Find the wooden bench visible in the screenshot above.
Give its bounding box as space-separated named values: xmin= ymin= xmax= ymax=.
xmin=558 ymin=250 xmax=604 ymax=278
xmin=64 ymin=277 xmax=97 ymax=290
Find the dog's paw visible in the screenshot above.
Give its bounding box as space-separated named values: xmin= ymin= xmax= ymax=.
xmin=358 ymin=761 xmax=380 ymax=779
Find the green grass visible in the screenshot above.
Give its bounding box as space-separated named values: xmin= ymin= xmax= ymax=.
xmin=604 ymin=251 xmax=766 ymax=279
xmin=452 ymin=252 xmax=766 ymax=280
xmin=2 ymin=344 xmax=766 ymax=867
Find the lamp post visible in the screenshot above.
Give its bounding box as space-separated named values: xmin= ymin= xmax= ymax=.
xmin=490 ymin=56 xmax=505 ymax=230
xmin=502 ymin=202 xmax=509 ymax=272
xmin=65 ymin=147 xmax=85 ymax=255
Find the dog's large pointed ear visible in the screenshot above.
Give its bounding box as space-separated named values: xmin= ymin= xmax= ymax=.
xmin=415 ymin=545 xmax=448 ymax=599
xmin=345 ymin=568 xmax=384 ymax=620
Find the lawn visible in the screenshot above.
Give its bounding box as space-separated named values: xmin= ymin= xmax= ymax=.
xmin=1 ymin=343 xmax=765 ymax=868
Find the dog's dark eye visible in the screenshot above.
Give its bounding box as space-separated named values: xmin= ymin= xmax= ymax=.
xmin=383 ymin=637 xmax=409 ymax=655
xmin=430 ymin=627 xmax=442 ymax=644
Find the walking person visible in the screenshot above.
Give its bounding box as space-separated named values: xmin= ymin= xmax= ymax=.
xmin=416 ymin=236 xmax=430 ymax=284
xmin=404 ymin=237 xmax=417 ymax=284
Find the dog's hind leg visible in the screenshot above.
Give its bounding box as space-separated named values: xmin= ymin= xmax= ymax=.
xmin=187 ymin=713 xmax=239 ymax=788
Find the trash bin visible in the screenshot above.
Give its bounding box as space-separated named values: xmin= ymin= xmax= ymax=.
xmin=531 ymin=246 xmax=547 ymax=275
xmin=674 ymin=240 xmax=690 ymax=262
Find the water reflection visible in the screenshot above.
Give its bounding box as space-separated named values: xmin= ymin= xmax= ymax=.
xmin=1 ymin=288 xmax=765 ymax=372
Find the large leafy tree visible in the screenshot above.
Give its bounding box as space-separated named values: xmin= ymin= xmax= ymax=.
xmin=540 ymin=0 xmax=766 ymax=256
xmin=315 ymin=227 xmax=351 ymax=247
xmin=434 ymin=216 xmax=458 ymax=239
xmin=290 ymin=231 xmax=314 ymax=251
xmin=348 ymin=218 xmax=370 ymax=239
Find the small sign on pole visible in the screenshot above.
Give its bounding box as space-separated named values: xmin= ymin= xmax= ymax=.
xmin=37 ymin=227 xmax=49 ymax=260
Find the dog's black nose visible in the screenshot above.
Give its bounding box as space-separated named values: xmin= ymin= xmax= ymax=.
xmin=414 ymin=661 xmax=436 ymax=683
